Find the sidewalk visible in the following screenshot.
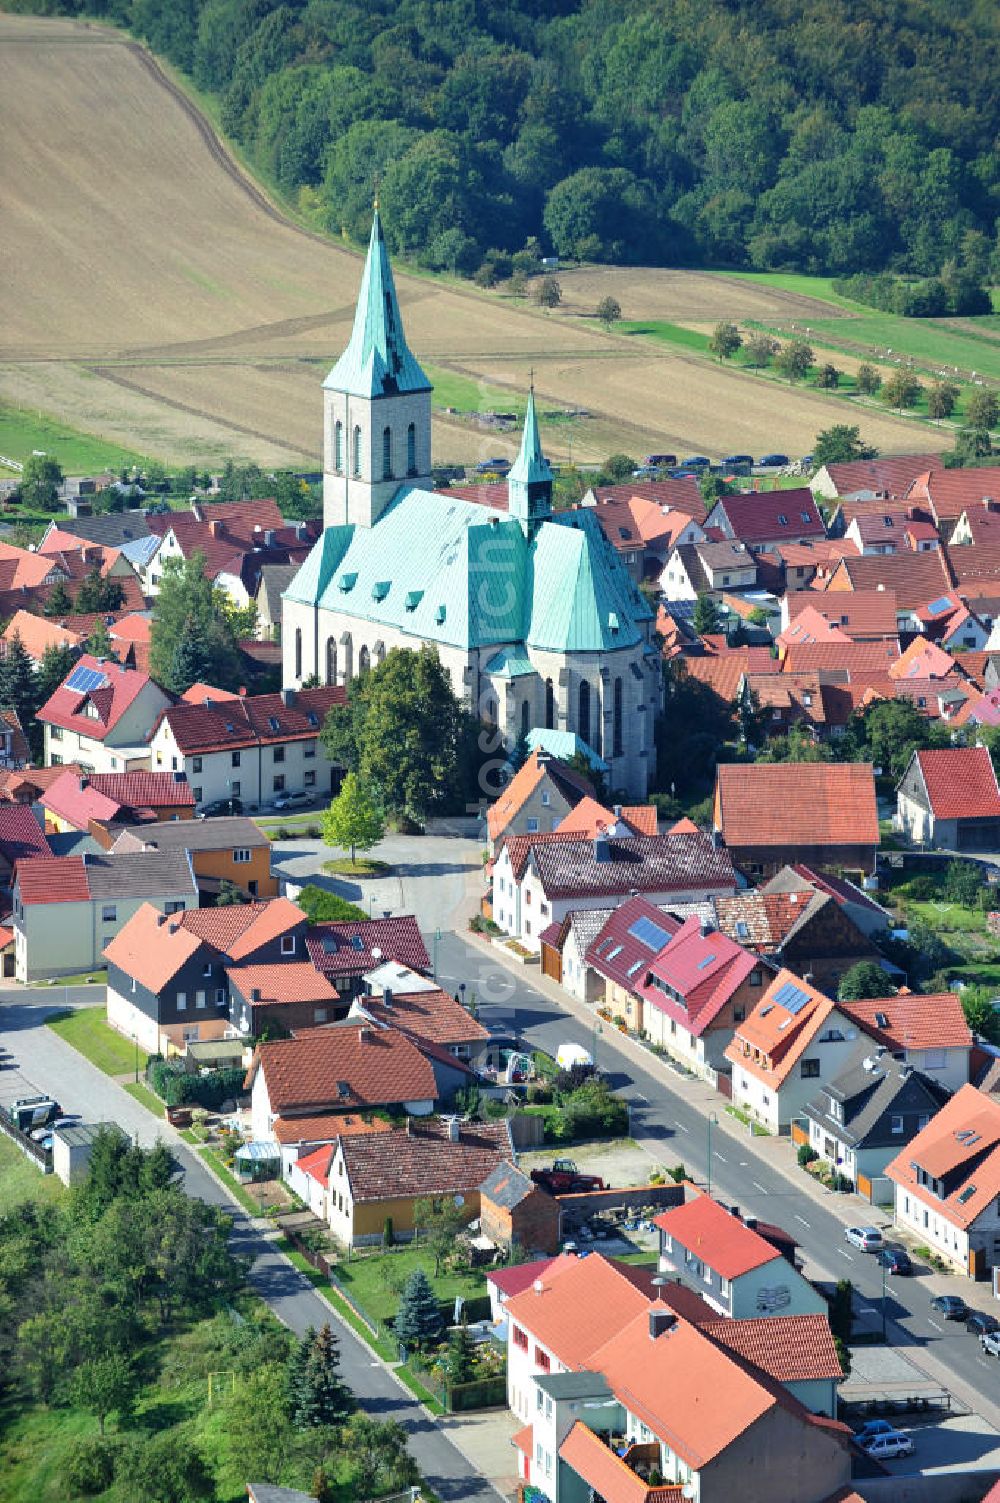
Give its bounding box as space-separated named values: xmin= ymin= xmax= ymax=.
xmin=467 ymin=929 xmax=1000 ymax=1431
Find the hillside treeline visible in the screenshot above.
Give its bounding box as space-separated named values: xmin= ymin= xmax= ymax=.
xmin=15 ymin=0 xmax=1000 ymax=280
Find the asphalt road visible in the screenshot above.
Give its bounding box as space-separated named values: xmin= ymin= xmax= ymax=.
xmin=434 ymin=931 xmax=1000 ymax=1427
xmin=0 ymin=993 xmax=499 ymax=1503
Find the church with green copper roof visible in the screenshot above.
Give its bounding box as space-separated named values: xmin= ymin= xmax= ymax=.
xmin=282 ymin=212 xmax=660 ymax=797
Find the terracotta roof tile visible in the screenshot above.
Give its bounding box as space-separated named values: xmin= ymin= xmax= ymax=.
xmin=227 ymin=962 xmax=339 ymax=1006
xmin=559 ymin=1423 xmax=686 ymax=1503
xmin=42 ymin=769 xmax=195 ymax=829
xmin=339 ymin=1118 xmax=511 ymax=1201
xmin=701 ymin=1314 xmax=842 ymax=1382
xmin=555 ymin=796 xmax=658 ymax=839
xmin=487 ymin=1256 xmax=562 ymax=1298
xmin=250 ymin=1023 xmax=438 ymax=1113
xmin=838 ymin=991 xmax=972 ymax=1053
xmin=912 ymin=745 xmax=1000 ymax=818
xmin=1 ymin=609 xmax=82 ymax=661
xmin=296 ymin=1143 xmax=335 ymax=1185
xmin=181 ymin=681 xmax=240 ymax=705
xmin=824 ymin=550 xmax=953 ymax=608
xmin=678 ymin=650 xmax=752 ymax=705
xmin=654 ymin=1194 xmax=782 ymax=1279
xmin=271 ymin=1111 xmax=391 ymax=1146
xmin=0 ymin=805 xmax=51 ymax=863
xmin=586 ymin=897 xmax=684 ymax=989
xmin=587 ymin=477 xmax=704 ymax=519
xmin=712 ymin=489 xmax=825 ymax=545
xmin=158 ymin=686 xmax=345 ymax=755
xmin=38 ymin=654 xmax=163 ymax=743
xmin=908 ymin=467 xmax=1000 ymax=523
xmin=785 ymin=590 xmax=899 ymax=641
xmin=15 ymin=855 xmax=91 ymax=905
xmin=359 ymin=988 xmax=489 ymax=1047
xmin=725 ymin=968 xmax=837 ymax=1088
xmin=822 ymin=454 xmax=943 ymax=498
xmin=885 ymin=1083 xmax=1000 ymax=1228
xmin=889 ymin=637 xmax=957 ymax=680
xmin=225 ymin=898 xmax=306 ymax=960
xmin=781 ymin=639 xmax=900 ymax=675
xmin=715 ymin=762 xmax=878 ymax=849
xmin=305 ymin=916 xmax=430 ymax=977
xmin=486 ymin=748 xmax=592 ymax=842
xmin=636 ymin=917 xmax=760 ymax=1037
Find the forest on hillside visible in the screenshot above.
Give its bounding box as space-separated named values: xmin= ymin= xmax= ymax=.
xmin=12 ymin=0 xmax=1000 ymax=281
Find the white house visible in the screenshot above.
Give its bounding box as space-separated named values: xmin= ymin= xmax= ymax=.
xmin=837 ymin=990 xmax=973 ymax=1096
xmin=886 ymin=1083 xmax=1000 ymax=1277
xmin=724 ymin=970 xmax=869 ymax=1134
xmin=148 ymin=685 xmax=344 ymax=810
xmin=38 ymin=655 xmax=173 ymax=774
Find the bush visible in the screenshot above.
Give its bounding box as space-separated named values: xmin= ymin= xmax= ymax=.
xmin=469 ymin=913 xmax=501 ymax=935
xmin=553 ymin=1062 xmax=596 ymax=1096
xmin=943 ymin=859 xmax=984 ymax=907
xmin=149 ymin=1059 xmax=246 ymax=1110
xmin=66 ymin=1438 xmax=117 ymax=1495
xmin=797 ymin=1144 xmax=819 ymax=1167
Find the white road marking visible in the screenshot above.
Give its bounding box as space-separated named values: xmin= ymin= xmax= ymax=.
xmin=927 ymin=1318 xmax=944 ymax=1333
xmin=794 ymin=1214 xmax=811 ymax=1228
xmin=675 ymin=1120 xmax=690 ymax=1133
xmin=714 ymin=1152 xmax=726 ymax=1163
xmin=752 ymin=1181 xmax=769 ymax=1195
xmin=837 ymin=1249 xmax=854 ymax=1261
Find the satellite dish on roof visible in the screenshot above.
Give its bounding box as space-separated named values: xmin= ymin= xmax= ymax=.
xmin=454 ymin=1194 xmax=465 ymax=1208
xmin=371 ymin=947 xmax=383 ymax=961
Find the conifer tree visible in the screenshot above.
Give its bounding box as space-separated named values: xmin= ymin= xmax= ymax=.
xmin=169 ymin=614 xmax=215 ymax=695
xmin=300 ymin=1324 xmax=350 ymax=1426
xmin=35 ymin=642 xmax=76 ymax=707
xmin=43 ymin=580 xmax=73 ymax=618
xmin=0 ymin=632 xmax=38 ymax=733
xmin=394 ymin=1267 xmax=444 ymax=1351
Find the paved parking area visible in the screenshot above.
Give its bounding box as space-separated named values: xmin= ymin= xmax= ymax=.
xmin=873 ymin=1413 xmax=1000 ymax=1474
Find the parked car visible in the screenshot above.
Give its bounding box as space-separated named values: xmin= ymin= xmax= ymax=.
xmin=680 ymin=455 xmax=711 ymax=470
xmin=966 ymin=1311 xmax=1000 ymax=1336
xmin=931 ymin=1294 xmax=968 ymax=1320
xmin=877 ymin=1246 xmax=912 ymax=1275
xmin=845 ymin=1226 xmax=884 ymax=1252
xmin=855 ymin=1419 xmax=895 ymax=1444
xmin=49 ymin=1116 xmax=80 ymax=1131
xmin=643 ymin=453 xmax=677 ymax=468
xmin=272 ymin=789 xmax=311 ymax=811
xmin=863 ymin=1432 xmax=914 ymax=1461
xmin=29 ymin=1124 xmax=53 ymax=1142
xmin=759 ymin=452 xmax=790 ymax=467
xmin=981 ymin=1329 xmax=1000 ymax=1357
xmin=723 ymin=454 xmax=754 ymax=468
xmin=196 ymin=797 xmax=244 ymax=819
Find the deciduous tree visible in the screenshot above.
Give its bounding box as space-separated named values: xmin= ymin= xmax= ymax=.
xmin=812 ymin=425 xmax=878 ymax=467
xmin=855 ymin=364 xmax=882 ymax=396
xmin=19 ymin=454 xmax=63 ymax=508
xmin=837 ymin=961 xmax=896 ymax=1002
xmin=596 ymin=296 xmax=622 ymax=328
xmin=744 ymin=333 xmax=778 ymax=369
xmin=709 ymin=322 xmax=742 ymax=361
xmin=881 ymin=370 xmax=922 ymax=411
xmin=322 ymin=772 xmax=385 ymax=864
xmin=774 ymin=340 xmax=814 ymax=383
xmin=966 ymin=390 xmax=999 ymax=432
xmin=535 ymin=276 xmax=562 ymax=308
xmin=150 ymin=553 xmax=241 ymax=693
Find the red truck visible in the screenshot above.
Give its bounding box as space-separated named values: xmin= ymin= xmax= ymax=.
xmin=530 ymin=1158 xmax=606 ymax=1195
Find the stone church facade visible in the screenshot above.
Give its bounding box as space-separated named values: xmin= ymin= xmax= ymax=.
xmin=282 ymin=212 xmax=660 ymax=797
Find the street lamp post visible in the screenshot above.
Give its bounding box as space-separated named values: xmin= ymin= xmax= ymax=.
xmin=882 ymin=1255 xmax=888 ymax=1342
xmin=593 ymin=1020 xmax=602 ymax=1069
xmin=707 ymin=1112 xmax=719 ymax=1195
xmin=134 ymin=1033 xmax=139 ymax=1084
xmin=433 ymin=927 xmax=442 ymax=981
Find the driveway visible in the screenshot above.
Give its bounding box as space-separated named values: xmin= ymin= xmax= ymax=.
xmin=272 ymin=832 xmax=484 ymax=934
xmin=0 ymin=1000 xmax=503 ymax=1503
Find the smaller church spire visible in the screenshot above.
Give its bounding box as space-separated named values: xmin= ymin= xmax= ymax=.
xmin=508 ymin=385 xmax=553 ymax=534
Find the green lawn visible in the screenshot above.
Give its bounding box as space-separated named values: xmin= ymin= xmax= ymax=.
xmin=29 ymin=968 xmax=107 ymax=988
xmin=898 ymin=897 xmax=989 ymax=935
xmin=618 ymin=320 xmax=712 ymax=353
xmin=124 ymin=1080 xmax=166 ymax=1116
xmin=0 ymin=1132 xmax=65 ymax=1211
xmin=46 ymin=1005 xmax=148 ymax=1076
xmin=335 ymin=1244 xmax=488 ymax=1328
xmin=710 ymin=271 xmax=861 ymax=308
xmin=323 ymin=857 xmax=391 ymax=877
xmin=0 ymin=401 xmax=148 ymax=475
xmin=424 ymin=363 xmax=527 ymax=417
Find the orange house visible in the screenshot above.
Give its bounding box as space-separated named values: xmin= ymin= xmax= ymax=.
xmin=111 ymin=815 xmax=277 ymax=899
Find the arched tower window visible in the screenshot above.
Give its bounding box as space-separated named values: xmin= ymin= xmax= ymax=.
xmin=326 ymin=638 xmax=337 ymax=687
xmin=358 ymin=644 xmax=371 ymax=675
xmin=520 ymin=699 xmax=531 ymax=741
xmin=613 ymin=676 xmax=623 ymax=758
xmin=352 ymin=425 xmax=362 ymax=477
xmin=334 ymin=420 xmax=343 ymax=473
xmin=578 ymin=679 xmax=590 ymax=747
xmin=545 ymin=678 xmax=554 ymax=730
xmin=407 ymin=422 xmax=417 ymax=476
xmin=382 ymin=426 xmax=392 ymax=480
xmin=294 ymin=627 xmax=302 ymax=680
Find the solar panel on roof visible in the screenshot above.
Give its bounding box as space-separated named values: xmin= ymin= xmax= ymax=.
xmin=66 ymin=665 xmax=105 ymax=693
xmin=927 ymin=596 xmax=953 ymax=616
xmin=627 ymin=915 xmax=671 ymax=951
xmin=774 ymin=980 xmax=810 ymax=1014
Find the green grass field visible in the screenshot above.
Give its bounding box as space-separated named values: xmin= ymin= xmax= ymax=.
xmin=124 ymin=1080 xmax=166 ymax=1116
xmin=619 ymin=320 xmax=712 ymax=353
xmin=335 ymin=1244 xmax=487 ymax=1328
xmin=424 ymin=363 xmax=527 ymax=416
xmin=46 ymin=1005 xmax=148 ymax=1077
xmin=0 ymin=1131 xmax=66 ymax=1211
xmin=0 ymin=402 xmax=148 ymax=476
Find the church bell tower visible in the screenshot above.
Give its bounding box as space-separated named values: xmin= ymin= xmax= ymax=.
xmin=321 ymin=208 xmax=433 ymax=529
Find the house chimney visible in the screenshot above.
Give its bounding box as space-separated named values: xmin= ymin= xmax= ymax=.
xmin=209 ymin=519 xmax=223 ymax=538
xmin=251 ymin=988 xmax=261 ymax=1002
xmin=281 ymin=687 xmax=295 ymax=707
xmin=359 ymin=1026 xmax=372 ymax=1043
xmin=383 ymin=987 xmax=393 ymax=1009
xmin=190 ymin=501 xmax=204 ymax=522
xmin=649 ymin=1308 xmax=676 ymax=1339
xmin=79 ymin=776 xmax=89 ymax=791
xmin=264 ymin=529 xmax=276 ymax=547
xmin=444 ymin=1116 xmax=460 ymax=1143
xmin=744 ymin=1217 xmax=758 ymax=1231
xmin=613 ymin=804 xmax=622 ymax=818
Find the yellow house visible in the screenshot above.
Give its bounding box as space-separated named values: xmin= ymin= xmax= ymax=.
xmin=328 ymin=1118 xmax=514 ymax=1248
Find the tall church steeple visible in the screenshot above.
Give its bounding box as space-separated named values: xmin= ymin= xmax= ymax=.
xmin=508 ymin=383 xmax=553 ymax=535
xmin=321 ymin=209 xmax=433 ymax=529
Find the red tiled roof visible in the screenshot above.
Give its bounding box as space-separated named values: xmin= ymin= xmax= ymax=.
xmin=181 ymin=681 xmax=240 ymax=705
xmin=296 ymin=1143 xmax=335 ymax=1185
xmin=305 ymin=916 xmax=430 ymax=977
xmin=908 ymin=467 xmax=1000 ymax=523
xmin=271 ymin=1111 xmax=392 ymax=1146
xmin=654 ymin=1194 xmax=781 ymax=1279
xmin=525 ymin=831 xmax=736 ymax=901
xmin=15 ymin=855 xmax=91 ymax=905
xmin=838 ymin=991 xmax=972 ymax=1053
xmin=587 ymin=897 xmax=683 ymax=989
xmin=587 ymin=477 xmax=704 ymax=519
xmin=637 ymin=916 xmax=760 ymax=1038
xmin=102 ymin=900 xmax=204 ymax=990
xmin=885 ymin=1083 xmax=1000 ymax=1228
xmin=822 ymin=453 xmax=943 ymax=498
xmin=725 ymin=968 xmax=838 ymax=1088
xmin=486 ymin=748 xmax=592 ymax=842
xmin=37 ymin=654 xmax=163 ymax=743
xmin=559 ymin=1423 xmax=685 ymax=1503
xmin=511 ymin=1423 xmax=533 ymax=1459
xmin=0 ymin=805 xmax=51 ymax=863
xmin=678 ymin=650 xmax=752 ymax=705
xmin=781 ymin=639 xmax=900 ymax=675
xmin=1 ymin=609 xmax=82 ymax=661
xmin=338 ymin=1118 xmax=511 ymax=1201
xmin=226 ymin=898 xmax=306 ymax=961
xmin=701 ymin=1314 xmax=842 ymax=1382
xmin=823 ymin=550 xmax=953 ymax=609
xmin=715 ymin=762 xmax=879 ymax=849
xmin=503 ymin=1253 xmax=682 ymax=1369
xmin=249 ymin=1024 xmax=438 ymax=1112
xmin=227 ymin=962 xmax=339 ymax=1006
xmin=42 ymin=768 xmax=195 ymax=829
xmin=713 ymin=489 xmax=825 ymax=545
xmin=555 ymin=795 xmax=657 ymax=839
xmin=158 ymin=685 xmax=344 ymax=754
xmin=785 ymin=590 xmax=899 ymax=641
xmin=913 ymin=746 xmax=1000 ymax=819
xmin=360 ymin=988 xmax=489 ymax=1047
xmin=888 ymin=637 xmax=957 ymax=681
xmin=487 ymin=1257 xmax=561 ymax=1298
